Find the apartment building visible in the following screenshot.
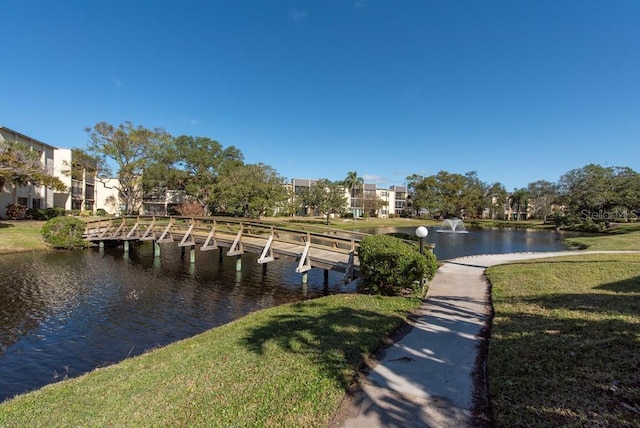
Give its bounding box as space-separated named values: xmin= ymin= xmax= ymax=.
xmin=290 ymin=178 xmax=409 ymax=219
xmin=0 ymin=126 xmax=122 ymax=218
xmin=0 ymin=126 xmax=62 ymax=218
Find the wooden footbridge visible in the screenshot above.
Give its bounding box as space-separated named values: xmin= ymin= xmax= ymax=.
xmin=83 ymin=216 xmax=372 ymax=283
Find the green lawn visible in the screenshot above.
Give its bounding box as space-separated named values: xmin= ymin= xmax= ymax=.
xmin=564 ymin=223 xmax=640 ymax=251
xmin=3 ymin=217 xmax=640 ymax=426
xmin=0 ymin=221 xmax=48 ymax=253
xmin=0 ymin=294 xmax=420 ymax=427
xmin=486 ymin=253 xmax=640 ymax=426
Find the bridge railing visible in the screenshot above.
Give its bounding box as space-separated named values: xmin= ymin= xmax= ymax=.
xmin=83 ymin=215 xmax=368 ymax=255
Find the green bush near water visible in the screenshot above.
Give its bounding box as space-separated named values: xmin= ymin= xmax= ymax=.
xmin=26 ymin=207 xmax=66 ymax=220
xmin=41 ymin=216 xmax=90 ymax=249
xmin=358 ymin=234 xmax=438 ymax=295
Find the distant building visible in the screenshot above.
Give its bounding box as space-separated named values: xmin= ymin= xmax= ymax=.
xmin=1 ymin=125 xmax=124 ymax=218
xmin=0 ymin=126 xmax=62 ymax=218
xmin=290 ymin=178 xmax=409 ymax=219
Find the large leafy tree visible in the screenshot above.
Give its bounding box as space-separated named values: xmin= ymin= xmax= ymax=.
xmin=302 ymin=179 xmax=348 ymax=225
xmin=409 ymin=171 xmax=505 ymax=219
xmin=85 ymin=121 xmax=171 ymax=214
xmin=462 ymin=171 xmax=488 ymax=218
xmin=141 ymin=143 xmax=188 ymax=203
xmin=527 ymin=180 xmax=558 ymax=222
xmin=173 ymin=135 xmax=244 ymax=212
xmin=214 ymin=163 xmax=288 ymax=218
xmin=558 ymin=164 xmax=640 ymax=220
xmin=408 ymin=171 xmax=470 ymax=219
xmin=0 ymin=140 xmax=67 ymax=195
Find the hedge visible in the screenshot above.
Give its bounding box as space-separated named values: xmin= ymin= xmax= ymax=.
xmin=358 ymin=234 xmax=437 ymax=296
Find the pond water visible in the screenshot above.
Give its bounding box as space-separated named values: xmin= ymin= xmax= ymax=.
xmin=0 ymin=226 xmax=574 ymax=402
xmin=0 ymin=244 xmax=349 ymax=402
xmin=356 ymin=225 xmax=573 ymax=260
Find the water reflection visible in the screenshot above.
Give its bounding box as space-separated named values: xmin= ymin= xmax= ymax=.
xmin=0 ymin=243 xmax=348 ymax=402
xmin=1 ymin=227 xmax=573 ymax=402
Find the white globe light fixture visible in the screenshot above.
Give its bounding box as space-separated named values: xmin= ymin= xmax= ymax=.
xmin=415 ymin=226 xmax=429 ymax=254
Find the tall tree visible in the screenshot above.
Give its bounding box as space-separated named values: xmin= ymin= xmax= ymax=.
xmin=303 ymin=179 xmax=348 ymax=225
xmin=0 ymin=140 xmax=67 ymax=196
xmin=85 ymin=121 xmax=171 ymax=214
xmin=174 ymin=135 xmax=244 ymax=212
xmin=70 ymin=148 xmax=99 ymax=181
xmin=462 ymin=171 xmax=487 ymax=218
xmin=406 ymin=173 xmax=426 ymax=215
xmin=409 ymin=171 xmax=468 ymax=219
xmin=214 ymin=163 xmax=287 ymax=218
xmin=558 ymin=164 xmax=640 ymax=219
xmin=510 ymin=188 xmax=529 ymax=221
xmin=527 ymin=180 xmax=558 ymax=223
xmin=343 ymin=171 xmax=364 ymax=217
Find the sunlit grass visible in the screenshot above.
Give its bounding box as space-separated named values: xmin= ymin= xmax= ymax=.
xmin=486 ymin=253 xmax=640 ymax=427
xmin=0 ymin=294 xmax=420 ymax=427
xmin=0 ymin=220 xmax=48 ymax=253
xmin=565 ymin=223 xmax=640 ymax=251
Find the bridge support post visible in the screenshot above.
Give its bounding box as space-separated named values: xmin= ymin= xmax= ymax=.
xmin=154 ymin=241 xmax=161 ymax=257
xmin=301 ymin=271 xmax=308 ymax=284
xmin=99 ymin=241 xmax=104 ymax=251
xmin=190 ymin=248 xmax=196 ymax=263
xmin=236 ymin=255 xmax=242 ymax=271
xmin=124 ymin=240 xmax=130 ymax=253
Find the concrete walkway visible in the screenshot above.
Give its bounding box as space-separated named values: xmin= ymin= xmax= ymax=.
xmin=332 ymin=251 xmax=584 ymax=428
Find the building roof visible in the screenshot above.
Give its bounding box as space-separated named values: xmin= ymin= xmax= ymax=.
xmin=0 ymin=125 xmax=57 ymax=150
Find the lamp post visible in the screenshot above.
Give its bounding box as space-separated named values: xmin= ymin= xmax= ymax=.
xmin=415 ymin=226 xmax=428 ymax=254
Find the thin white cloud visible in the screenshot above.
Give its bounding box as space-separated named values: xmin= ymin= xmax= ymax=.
xmin=112 ymin=77 xmax=122 ymax=87
xmin=363 ymin=174 xmax=385 ymax=184
xmin=290 ymin=9 xmax=308 ymax=22
xmin=189 ymin=119 xmax=198 ymax=125
xmin=355 ymin=0 xmax=367 ymax=8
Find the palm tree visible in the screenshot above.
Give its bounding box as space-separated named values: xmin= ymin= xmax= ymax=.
xmin=510 ymin=188 xmax=529 ymax=221
xmin=343 ymin=171 xmax=364 ymax=218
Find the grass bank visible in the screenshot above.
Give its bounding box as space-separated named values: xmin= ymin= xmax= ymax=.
xmin=564 ymin=222 xmax=640 ymax=251
xmin=0 ymin=220 xmax=48 ymax=253
xmin=0 ymin=294 xmax=420 ymax=427
xmin=486 ymin=253 xmax=640 ymax=426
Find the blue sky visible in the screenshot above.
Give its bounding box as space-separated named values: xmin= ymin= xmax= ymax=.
xmin=2 ymin=1 xmax=639 ymax=191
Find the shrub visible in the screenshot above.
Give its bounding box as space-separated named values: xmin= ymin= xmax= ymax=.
xmin=26 ymin=207 xmax=66 ymax=220
xmin=41 ymin=216 xmax=90 ymax=249
xmin=175 ymin=201 xmax=206 ymax=216
xmin=96 ymin=208 xmax=107 ymax=216
xmin=5 ymin=203 xmax=27 ymax=219
xmin=358 ymin=234 xmax=438 ymax=296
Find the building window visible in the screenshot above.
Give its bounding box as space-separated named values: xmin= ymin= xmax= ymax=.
xmin=18 ymin=197 xmax=28 ymax=206
xmin=32 ymin=199 xmax=42 ymax=209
